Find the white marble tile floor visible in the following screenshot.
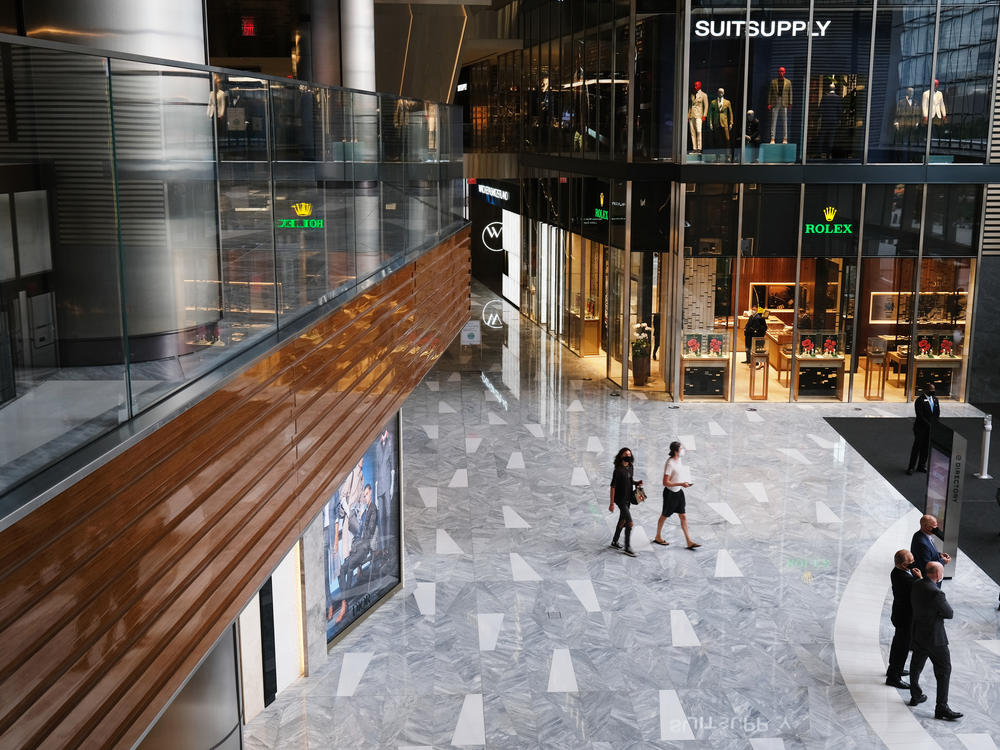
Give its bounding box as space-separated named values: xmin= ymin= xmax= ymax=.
xmin=244 ymin=286 xmax=1000 ymax=750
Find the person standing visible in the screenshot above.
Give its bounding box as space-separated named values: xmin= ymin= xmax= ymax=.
xmin=907 ymin=384 xmax=940 ymax=474
xmin=911 ymin=514 xmax=951 ymax=585
xmin=908 ymin=561 xmax=963 ymax=720
xmin=609 ymin=447 xmax=642 ymax=557
xmin=886 ymin=549 xmax=921 ymax=689
xmin=743 ymin=308 xmax=767 ymax=365
xmin=653 ymin=441 xmax=701 ymax=550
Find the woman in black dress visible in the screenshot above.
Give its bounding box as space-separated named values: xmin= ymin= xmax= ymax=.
xmin=609 ymin=447 xmax=643 ymax=557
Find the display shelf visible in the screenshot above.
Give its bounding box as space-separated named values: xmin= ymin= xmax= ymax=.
xmin=869 ymin=291 xmax=967 ymax=325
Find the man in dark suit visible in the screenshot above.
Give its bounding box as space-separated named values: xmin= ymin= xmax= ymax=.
xmin=908 ymin=561 xmax=962 ymax=720
xmin=911 ymin=514 xmax=951 ymax=585
xmin=886 ymin=549 xmax=921 ymax=688
xmin=334 ymin=483 xmax=379 ymax=623
xmin=907 ymin=384 xmax=940 ymax=474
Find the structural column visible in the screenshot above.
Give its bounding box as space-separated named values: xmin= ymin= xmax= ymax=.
xmin=341 ymin=0 xmax=377 ymax=92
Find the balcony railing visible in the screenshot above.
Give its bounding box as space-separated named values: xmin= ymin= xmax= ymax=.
xmin=0 ymin=34 xmax=465 ymax=517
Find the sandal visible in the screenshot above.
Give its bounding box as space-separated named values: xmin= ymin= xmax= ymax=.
xmin=686 ymin=543 xmax=701 ymax=550
xmin=652 ymin=539 xmax=669 ymax=546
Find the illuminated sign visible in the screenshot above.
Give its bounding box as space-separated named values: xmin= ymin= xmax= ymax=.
xmin=277 ymin=202 xmax=324 ymax=230
xmin=694 ymin=19 xmax=831 ymax=38
xmin=241 ymin=17 xmax=256 ymax=37
xmin=478 ymin=184 xmax=509 ymax=202
xmin=594 ymin=192 xmax=609 ymax=221
xmin=804 ymin=206 xmax=853 ymax=235
xmin=482 ymin=221 xmax=503 ymax=252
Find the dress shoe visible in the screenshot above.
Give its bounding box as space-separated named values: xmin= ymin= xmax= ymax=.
xmin=917 ymin=467 xmax=927 ymax=473
xmin=610 ymin=541 xmax=622 ymax=550
xmin=908 ymin=694 xmax=927 ymax=706
xmin=934 ymin=706 xmax=963 ymax=720
xmin=885 ymin=678 xmax=910 ymax=689
xmin=905 ymin=469 xmax=914 ymax=475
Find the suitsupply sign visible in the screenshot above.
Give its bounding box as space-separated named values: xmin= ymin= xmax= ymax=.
xmin=694 ymin=19 xmax=831 ymax=38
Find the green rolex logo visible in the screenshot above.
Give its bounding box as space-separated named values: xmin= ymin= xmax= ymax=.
xmin=804 ymin=206 xmax=852 ymax=234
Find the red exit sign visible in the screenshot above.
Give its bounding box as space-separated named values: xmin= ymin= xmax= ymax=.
xmin=241 ymin=17 xmax=256 ymax=37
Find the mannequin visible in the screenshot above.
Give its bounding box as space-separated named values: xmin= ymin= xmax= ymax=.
xmin=922 ymin=79 xmax=946 ymax=124
xmin=707 ymin=87 xmax=734 ymax=160
xmin=767 ymin=66 xmax=792 ymax=144
xmin=745 ymin=109 xmax=760 ymax=146
xmin=816 ymin=80 xmax=841 ymax=158
xmin=688 ymin=81 xmax=709 ymax=153
xmin=894 ymin=86 xmax=920 ymax=145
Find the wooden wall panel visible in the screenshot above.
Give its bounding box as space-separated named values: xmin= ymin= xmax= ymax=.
xmin=0 ymin=229 xmax=471 ymax=749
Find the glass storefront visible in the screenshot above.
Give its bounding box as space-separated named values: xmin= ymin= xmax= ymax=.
xmin=682 ymin=0 xmax=997 ymax=165
xmin=510 ymin=176 xmax=981 ymax=404
xmin=675 ymin=181 xmax=980 ymax=403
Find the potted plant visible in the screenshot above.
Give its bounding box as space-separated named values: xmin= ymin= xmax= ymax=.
xmin=631 ymin=322 xmax=652 ymax=386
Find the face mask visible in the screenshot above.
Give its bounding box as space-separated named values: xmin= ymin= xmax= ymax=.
xmin=623 ymin=456 xmax=633 ymax=464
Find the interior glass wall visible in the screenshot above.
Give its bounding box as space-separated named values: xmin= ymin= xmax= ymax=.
xmin=679 ymin=183 xmax=738 ymax=400
xmin=736 ymin=184 xmax=800 ymax=401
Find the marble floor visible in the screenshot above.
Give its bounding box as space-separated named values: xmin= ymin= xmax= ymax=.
xmin=245 ymin=284 xmax=1000 ymax=750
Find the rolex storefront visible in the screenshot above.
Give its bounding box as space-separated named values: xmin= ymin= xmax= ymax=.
xmin=675 ymin=181 xmax=979 ymax=403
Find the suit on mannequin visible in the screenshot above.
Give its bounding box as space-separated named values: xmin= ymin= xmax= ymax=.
xmin=894 ymin=87 xmax=921 ymax=146
xmin=688 ymin=81 xmax=709 ymax=153
xmin=922 ymin=79 xmax=946 ymax=125
xmin=768 ymin=67 xmax=792 ymax=144
xmin=707 ymin=88 xmax=735 ymax=159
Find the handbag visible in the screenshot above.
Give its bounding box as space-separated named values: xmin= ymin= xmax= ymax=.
xmin=632 ymin=485 xmax=647 ymax=505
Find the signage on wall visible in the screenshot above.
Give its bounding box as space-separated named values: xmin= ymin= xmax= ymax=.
xmin=277 ymin=202 xmax=324 ymax=230
xmin=482 ymin=222 xmax=504 ymax=252
xmin=594 ymin=192 xmax=609 ymax=221
xmin=694 ymin=19 xmax=831 ymax=38
xmin=804 ymin=206 xmax=853 ymax=235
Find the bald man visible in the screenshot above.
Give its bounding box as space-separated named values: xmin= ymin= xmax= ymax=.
xmin=911 ymin=515 xmax=951 ymax=587
xmin=908 ymin=561 xmax=962 ymax=720
xmin=886 ymin=549 xmax=921 ymax=689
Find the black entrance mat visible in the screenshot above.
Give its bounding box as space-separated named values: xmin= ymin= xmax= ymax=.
xmin=825 ymin=414 xmax=1000 ymax=589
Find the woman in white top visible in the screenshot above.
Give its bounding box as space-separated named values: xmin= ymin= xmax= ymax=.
xmin=653 ymin=440 xmax=701 ymax=549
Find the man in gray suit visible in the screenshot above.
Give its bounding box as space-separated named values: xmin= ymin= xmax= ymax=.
xmin=908 ymin=561 xmax=963 ymax=720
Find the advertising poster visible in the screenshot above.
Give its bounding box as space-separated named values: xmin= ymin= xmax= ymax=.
xmin=322 ymin=415 xmax=401 ymax=642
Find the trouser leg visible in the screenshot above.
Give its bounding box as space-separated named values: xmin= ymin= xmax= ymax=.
xmin=887 ymin=625 xmax=910 ymax=678
xmin=780 ymin=107 xmax=788 ymax=142
xmin=930 ymin=647 xmax=952 ymax=708
xmin=909 ymin=647 xmax=929 ymax=701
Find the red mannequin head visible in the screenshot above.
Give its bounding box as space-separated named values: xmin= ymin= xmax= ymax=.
xmin=778 ymin=67 xmax=786 ymax=78
xmin=694 ymin=81 xmax=702 ymax=92
xmin=934 ymin=79 xmax=939 ymax=89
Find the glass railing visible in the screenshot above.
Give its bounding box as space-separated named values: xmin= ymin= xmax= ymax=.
xmin=0 ymin=37 xmax=465 ymax=505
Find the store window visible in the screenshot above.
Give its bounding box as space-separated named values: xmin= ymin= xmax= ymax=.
xmin=928 ymin=3 xmax=998 ymax=163
xmin=677 ymin=184 xmax=738 ymax=400
xmin=914 ymin=257 xmax=974 ymax=399
xmin=923 ymin=184 xmax=981 ymax=256
xmin=747 ymin=7 xmax=808 ymax=164
xmin=805 ymin=11 xmax=871 ymax=162
xmin=687 ymin=8 xmax=745 ymax=163
xmin=634 ymin=5 xmax=676 ymax=161
xmin=797 ymin=185 xmax=861 ymax=402
xmin=737 ymin=184 xmax=800 ymax=401
xmin=867 ymin=3 xmax=936 ymax=163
